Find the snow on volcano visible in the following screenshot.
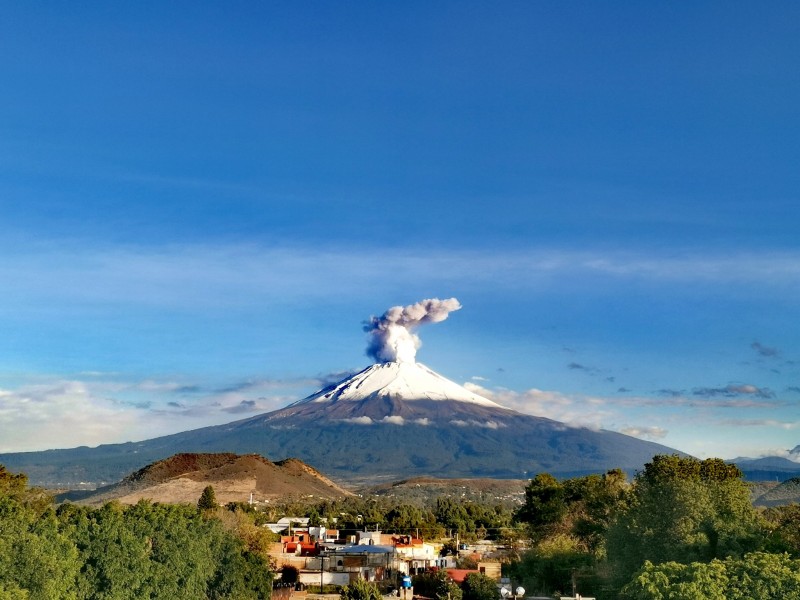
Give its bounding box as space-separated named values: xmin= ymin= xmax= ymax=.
xmin=292 ymin=361 xmax=505 ymax=408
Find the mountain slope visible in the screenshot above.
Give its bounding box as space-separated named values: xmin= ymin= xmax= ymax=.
xmin=728 ymin=455 xmax=800 ymax=482
xmin=1 ymin=361 xmax=682 ymax=488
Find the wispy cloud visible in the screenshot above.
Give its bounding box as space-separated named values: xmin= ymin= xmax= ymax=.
xmin=692 ymin=384 xmax=774 ymax=399
xmin=0 ymin=374 xmax=313 ymax=453
xmin=752 ymin=341 xmax=780 ymax=358
xmin=463 ymin=382 xmax=611 ymax=430
xmin=222 ymin=400 xmax=261 ymax=414
xmin=2 ymin=245 xmax=800 ymax=317
xmin=717 ymin=418 xmax=800 ymax=430
xmin=619 ymin=426 xmax=668 ymax=440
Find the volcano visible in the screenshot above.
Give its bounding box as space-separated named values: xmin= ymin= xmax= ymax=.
xmin=0 ymin=360 xmax=681 ymax=488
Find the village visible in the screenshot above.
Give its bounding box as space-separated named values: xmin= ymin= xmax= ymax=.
xmin=268 ymin=516 xmax=509 ymax=596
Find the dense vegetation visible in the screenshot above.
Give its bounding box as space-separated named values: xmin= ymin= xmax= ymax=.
xmin=271 ymin=495 xmax=516 ymax=543
xmin=412 ymin=569 xmax=462 ymax=600
xmin=249 ymin=454 xmax=800 ymax=598
xmin=339 ymin=578 xmax=383 ymax=600
xmin=9 ymin=454 xmax=800 ymax=599
xmin=511 ymin=455 xmax=800 ymax=599
xmin=0 ymin=466 xmax=273 ymax=600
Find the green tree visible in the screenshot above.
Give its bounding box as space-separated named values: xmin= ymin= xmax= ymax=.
xmin=435 ymin=498 xmax=469 ymax=536
xmin=511 ymin=469 xmax=627 ymax=597
xmin=462 ymin=572 xmax=499 ymax=600
xmin=725 ymin=552 xmax=800 ymax=599
xmin=0 ymin=582 xmax=29 ymax=600
xmin=413 ymin=570 xmax=463 ymax=600
xmin=308 ymin=508 xmax=322 ymax=527
xmin=0 ymin=469 xmax=81 ymax=600
xmin=606 ymin=455 xmax=764 ymax=589
xmin=620 ymin=559 xmax=728 ymax=600
xmin=198 ymin=485 xmax=218 ymax=511
xmin=56 ymin=497 xmax=272 ymax=600
xmin=762 ymin=504 xmax=800 ymax=557
xmin=340 ymin=578 xmax=382 ymax=600
xmin=207 ymin=539 xmax=272 ymax=600
xmin=508 ymin=534 xmax=595 ymax=598
xmin=515 ymin=470 xmax=627 ymax=551
xmin=2 ymin=465 xmax=272 ymax=600
xmin=0 ymin=466 xmax=28 ymax=499
xmin=515 ymin=473 xmax=567 ymax=540
xmin=619 ymin=553 xmax=800 ymax=600
xmin=280 ymin=565 xmax=299 ymax=584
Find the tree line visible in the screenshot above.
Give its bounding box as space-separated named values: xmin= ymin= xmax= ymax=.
xmin=510 ymin=455 xmax=800 ymax=598
xmin=271 ymin=495 xmax=516 ymax=542
xmin=0 ymin=466 xmax=273 ymax=600
xmin=7 ymin=454 xmax=800 ymax=599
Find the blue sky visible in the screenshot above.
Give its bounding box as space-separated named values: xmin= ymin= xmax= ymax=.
xmin=1 ymin=2 xmax=799 ymax=462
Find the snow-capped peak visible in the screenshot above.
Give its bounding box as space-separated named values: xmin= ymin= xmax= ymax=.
xmin=294 ymin=361 xmax=505 ymax=408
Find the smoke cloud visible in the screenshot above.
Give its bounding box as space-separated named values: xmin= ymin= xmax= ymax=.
xmin=364 ymin=297 xmax=462 ymax=363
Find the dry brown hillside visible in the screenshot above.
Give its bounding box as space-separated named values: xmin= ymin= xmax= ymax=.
xmin=59 ymin=453 xmax=352 ymax=506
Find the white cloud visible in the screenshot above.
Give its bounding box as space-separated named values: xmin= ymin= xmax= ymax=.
xmin=717 ymin=418 xmax=800 ymax=430
xmin=463 ymin=382 xmax=610 ymax=429
xmin=341 ymin=416 xmax=373 ymax=425
xmin=449 ymin=419 xmax=506 ymax=429
xmin=0 ymin=375 xmax=304 ymax=453
xmin=619 ymin=426 xmax=668 ymax=441
xmin=0 ymin=380 xmax=140 ymax=452
xmin=381 ymin=416 xmax=405 ymax=425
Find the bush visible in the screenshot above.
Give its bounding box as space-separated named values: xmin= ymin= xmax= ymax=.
xmin=340 ymin=578 xmax=382 ymax=600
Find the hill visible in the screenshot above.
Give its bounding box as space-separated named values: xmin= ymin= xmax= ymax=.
xmin=751 ymin=477 xmax=800 ymax=507
xmin=57 ymin=452 xmax=352 ymax=506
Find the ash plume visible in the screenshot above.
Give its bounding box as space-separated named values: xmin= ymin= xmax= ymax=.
xmin=364 ymin=298 xmax=462 ymax=363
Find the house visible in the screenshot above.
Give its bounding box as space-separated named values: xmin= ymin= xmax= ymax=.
xmin=308 ymin=526 xmax=340 ymax=544
xmin=446 ymin=563 xmax=501 ymax=583
xmin=281 ymin=533 xmax=320 ymax=556
xmin=265 ymin=517 xmax=311 ymax=534
xmin=390 ymin=535 xmax=438 ymax=574
xmin=446 ymin=569 xmax=479 ymax=584
xmin=324 ymin=544 xmax=398 ymax=583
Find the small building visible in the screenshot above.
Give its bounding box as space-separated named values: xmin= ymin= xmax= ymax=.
xmin=325 ymin=544 xmax=398 ymax=583
xmin=309 ymin=526 xmax=340 ymax=544
xmin=391 ymin=535 xmax=438 ymax=574
xmin=477 ymin=561 xmax=502 ymax=581
xmin=447 ymin=569 xmax=480 ymax=584
xmin=281 ymin=533 xmax=320 ymax=556
xmin=265 ymin=517 xmax=311 ymax=534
